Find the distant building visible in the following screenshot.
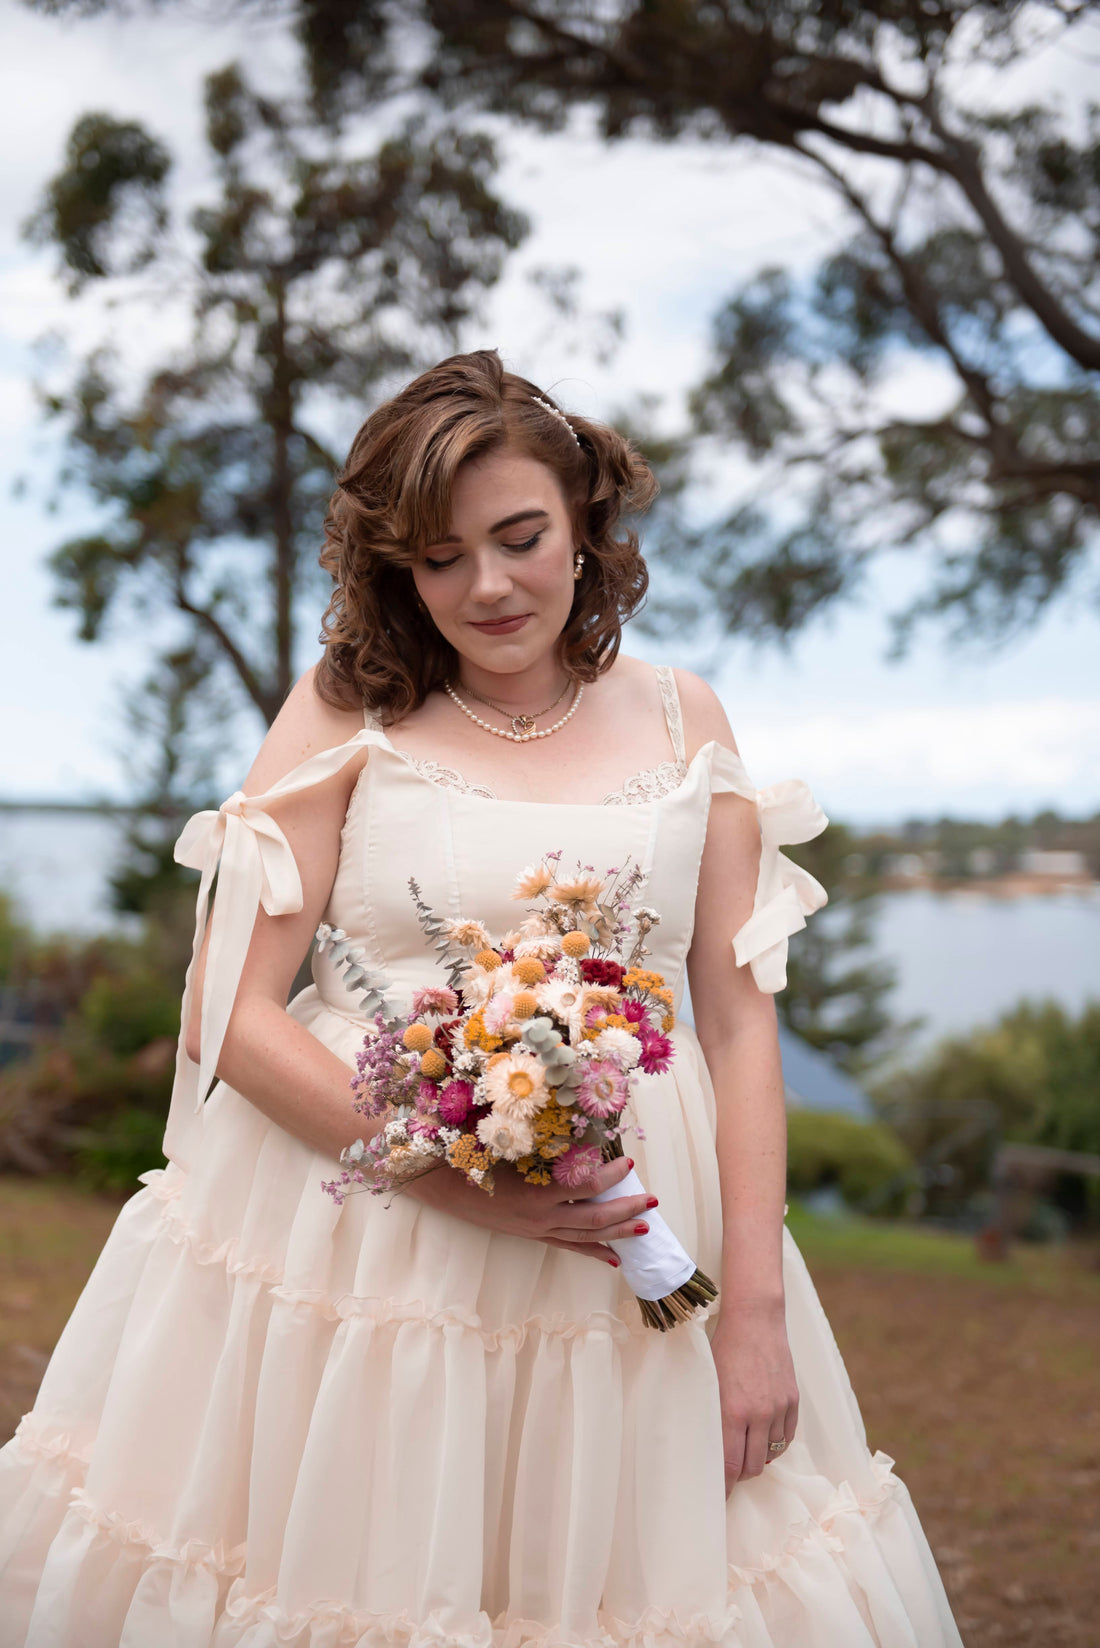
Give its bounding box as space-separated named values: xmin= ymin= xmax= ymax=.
xmin=777 ymin=1025 xmax=872 ymax=1119
xmin=1017 ymin=850 xmax=1088 ymax=878
xmin=967 ymin=847 xmax=997 ymax=877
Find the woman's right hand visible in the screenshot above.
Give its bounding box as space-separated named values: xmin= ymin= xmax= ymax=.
xmin=403 ymin=1153 xmax=655 ymax=1267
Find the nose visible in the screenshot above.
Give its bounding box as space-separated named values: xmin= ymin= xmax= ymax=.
xmin=468 ymin=549 xmax=513 ymax=607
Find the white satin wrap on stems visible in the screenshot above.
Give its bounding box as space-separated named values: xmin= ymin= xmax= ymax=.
xmin=709 ymin=743 xmax=830 ymax=993
xmin=588 ymin=1166 xmax=697 ymax=1299
xmin=166 ymin=727 xmax=382 ymax=1167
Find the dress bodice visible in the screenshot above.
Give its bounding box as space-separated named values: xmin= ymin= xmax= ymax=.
xmin=166 ymin=666 xmax=829 ymax=1168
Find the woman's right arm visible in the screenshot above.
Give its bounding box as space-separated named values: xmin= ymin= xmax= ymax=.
xmin=185 ymin=668 xmax=650 ymax=1262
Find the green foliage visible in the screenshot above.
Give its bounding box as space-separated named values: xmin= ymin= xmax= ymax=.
xmin=24 ymin=112 xmax=171 ymax=289
xmin=77 ymin=970 xmax=179 ymax=1059
xmin=0 ymin=920 xmax=179 ymax=1181
xmin=786 ymin=1109 xmax=915 ymax=1216
xmin=71 ymin=1105 xmax=167 ymax=1192
xmin=778 ymin=823 xmax=919 ymax=1076
xmin=874 ymin=999 xmax=1100 ymax=1220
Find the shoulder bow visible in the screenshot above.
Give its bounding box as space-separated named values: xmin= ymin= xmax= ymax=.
xmin=164 ymin=726 xmax=383 ymax=1166
xmin=709 ymin=744 xmax=829 ymax=993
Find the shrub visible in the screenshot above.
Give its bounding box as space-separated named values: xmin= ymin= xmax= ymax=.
xmin=78 ymin=969 xmax=179 ymax=1058
xmin=786 ymin=1109 xmax=915 ymax=1215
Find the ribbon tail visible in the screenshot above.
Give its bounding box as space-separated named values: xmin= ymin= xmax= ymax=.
xmin=195 ymin=815 xmax=264 ymax=1110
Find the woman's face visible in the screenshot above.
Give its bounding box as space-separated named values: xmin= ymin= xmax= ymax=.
xmin=411 ymin=447 xmax=578 ymax=678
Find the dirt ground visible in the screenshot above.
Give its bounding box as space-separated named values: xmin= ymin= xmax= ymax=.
xmin=2 ymin=1178 xmax=1099 ymax=1647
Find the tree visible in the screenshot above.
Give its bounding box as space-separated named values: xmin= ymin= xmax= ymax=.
xmin=37 ymin=0 xmax=1096 ymax=651
xmin=28 ymin=64 xmax=528 ymax=738
xmin=407 ymin=0 xmax=1100 ymax=649
xmin=781 ymin=822 xmax=918 ymax=1075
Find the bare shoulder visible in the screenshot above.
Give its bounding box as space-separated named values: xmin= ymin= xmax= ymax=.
xmin=242 ymin=664 xmax=368 ymax=797
xmin=670 ymin=668 xmax=740 ymax=760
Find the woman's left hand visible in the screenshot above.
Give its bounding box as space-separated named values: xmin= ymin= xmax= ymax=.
xmin=710 ymin=1300 xmax=799 ymax=1495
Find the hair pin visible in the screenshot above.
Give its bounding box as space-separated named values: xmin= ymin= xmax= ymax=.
xmin=533 ymin=395 xmax=581 ymax=447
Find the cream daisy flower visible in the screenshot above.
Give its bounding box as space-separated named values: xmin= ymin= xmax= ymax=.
xmin=534 ymin=977 xmax=587 ymax=1027
xmin=483 ymin=1052 xmax=546 ymax=1119
xmin=476 ymin=1109 xmax=535 ymax=1162
xmin=589 ymin=1026 xmax=642 ymax=1069
xmin=443 ymin=918 xmax=493 ymax=951
xmin=548 ymin=875 xmax=604 ymax=921
xmin=511 ymin=862 xmax=554 ymax=901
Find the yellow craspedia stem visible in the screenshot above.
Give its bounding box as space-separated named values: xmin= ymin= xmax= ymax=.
xmin=403 ymin=1023 xmax=433 ymax=1053
xmin=561 ymin=930 xmax=590 ymax=957
xmin=419 ymin=1048 xmax=447 ymax=1079
xmin=512 ymin=957 xmax=546 ymax=986
xmin=474 ymin=948 xmax=502 ymax=971
xmin=512 ymin=990 xmax=538 ymax=1018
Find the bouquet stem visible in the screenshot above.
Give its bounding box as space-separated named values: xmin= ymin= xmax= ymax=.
xmin=601 ymin=1138 xmax=720 ymax=1332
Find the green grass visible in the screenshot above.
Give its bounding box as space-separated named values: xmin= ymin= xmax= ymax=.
xmin=786 ymin=1199 xmax=1100 ymax=1296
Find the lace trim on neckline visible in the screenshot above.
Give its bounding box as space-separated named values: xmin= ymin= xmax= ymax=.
xmin=393 ymin=749 xmax=689 ymax=806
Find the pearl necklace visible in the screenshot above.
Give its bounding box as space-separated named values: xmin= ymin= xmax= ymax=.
xmin=445 ymin=679 xmax=584 ymax=742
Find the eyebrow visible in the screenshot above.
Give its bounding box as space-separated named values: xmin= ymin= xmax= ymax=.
xmin=433 ymin=508 xmax=550 ymax=545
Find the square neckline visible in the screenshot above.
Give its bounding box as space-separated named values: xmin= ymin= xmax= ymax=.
xmin=363 ymin=663 xmax=698 ymax=810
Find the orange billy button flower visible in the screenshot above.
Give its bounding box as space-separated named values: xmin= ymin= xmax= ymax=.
xmin=512 ymin=956 xmax=547 ymax=986
xmin=474 ymin=948 xmax=502 ymax=971
xmin=419 ymin=1048 xmax=447 ymax=1080
xmin=403 ymin=1023 xmax=433 ymax=1053
xmin=561 ymin=930 xmax=590 ymax=957
xmin=512 ymin=990 xmax=539 ymax=1019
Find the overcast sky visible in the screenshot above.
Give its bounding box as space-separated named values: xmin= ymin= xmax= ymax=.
xmin=1 ymin=2 xmax=1097 ymax=825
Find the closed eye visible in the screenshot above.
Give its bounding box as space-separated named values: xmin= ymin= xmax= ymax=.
xmin=423 ymin=530 xmax=543 ymax=571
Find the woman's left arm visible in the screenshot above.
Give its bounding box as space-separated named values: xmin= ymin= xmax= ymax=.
xmin=678 ymin=673 xmax=800 ymax=1496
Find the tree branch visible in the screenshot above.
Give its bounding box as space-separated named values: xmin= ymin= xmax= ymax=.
xmin=172 ymin=559 xmax=274 ymax=723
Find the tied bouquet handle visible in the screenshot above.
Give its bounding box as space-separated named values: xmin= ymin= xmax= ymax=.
xmin=320 ymin=853 xmax=718 ymax=1331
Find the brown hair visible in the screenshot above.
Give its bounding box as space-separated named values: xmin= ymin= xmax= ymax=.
xmin=316 ymin=349 xmax=656 ymax=723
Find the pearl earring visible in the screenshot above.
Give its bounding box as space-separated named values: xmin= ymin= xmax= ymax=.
xmin=573 ymin=552 xmax=585 ymax=581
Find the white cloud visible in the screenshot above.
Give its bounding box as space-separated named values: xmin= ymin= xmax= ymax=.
xmin=733 ymin=698 xmax=1100 ymax=824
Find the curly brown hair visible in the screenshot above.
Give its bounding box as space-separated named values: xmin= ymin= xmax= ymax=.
xmin=316 ymin=349 xmax=656 ymax=723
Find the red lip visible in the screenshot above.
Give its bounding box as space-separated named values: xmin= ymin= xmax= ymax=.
xmin=468 ymin=613 xmax=532 ymax=634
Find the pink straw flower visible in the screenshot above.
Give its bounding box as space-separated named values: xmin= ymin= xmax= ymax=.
xmin=638 ymin=1028 xmax=674 ymax=1075
xmin=574 ymin=1058 xmax=630 ymax=1118
xmin=410 ymin=985 xmax=459 ymax=1019
xmin=552 ymin=1143 xmax=604 ymax=1188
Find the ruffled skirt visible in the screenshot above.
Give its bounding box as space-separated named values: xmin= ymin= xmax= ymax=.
xmin=0 ymin=995 xmax=962 ymax=1646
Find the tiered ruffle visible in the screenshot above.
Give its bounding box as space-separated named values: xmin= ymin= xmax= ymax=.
xmin=0 ymin=1008 xmax=960 ymax=1647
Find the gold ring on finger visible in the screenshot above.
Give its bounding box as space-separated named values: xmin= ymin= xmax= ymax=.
xmin=767 ymin=1438 xmax=787 ymax=1455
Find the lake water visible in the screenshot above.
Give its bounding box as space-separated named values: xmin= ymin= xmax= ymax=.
xmin=2 ymin=810 xmax=1098 ymax=1048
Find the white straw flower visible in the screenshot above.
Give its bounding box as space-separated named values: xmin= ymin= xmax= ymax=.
xmin=589 ymin=1026 xmax=642 ymax=1069
xmin=483 ymin=1052 xmax=546 ymax=1119
xmin=476 ymin=1110 xmax=535 ymax=1162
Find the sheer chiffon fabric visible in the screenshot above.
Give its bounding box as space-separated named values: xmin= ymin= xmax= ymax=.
xmin=0 ymin=672 xmax=963 ymax=1647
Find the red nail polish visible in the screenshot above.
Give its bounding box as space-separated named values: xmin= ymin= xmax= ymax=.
xmin=607 ymin=1257 xmax=620 ymax=1267
xmin=627 ymin=1158 xmax=635 ymax=1170
xmin=645 ymin=1196 xmax=659 ymax=1209
xmin=634 ymin=1221 xmax=649 ymax=1235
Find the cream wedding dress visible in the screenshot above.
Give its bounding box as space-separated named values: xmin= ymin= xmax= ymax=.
xmin=0 ymin=666 xmax=962 ymax=1647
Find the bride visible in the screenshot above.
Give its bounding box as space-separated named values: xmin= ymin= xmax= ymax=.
xmin=0 ymin=349 xmax=962 ymax=1646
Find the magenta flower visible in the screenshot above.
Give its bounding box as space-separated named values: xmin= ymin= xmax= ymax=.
xmin=619 ymin=999 xmax=648 ymax=1025
xmin=552 ymin=1143 xmax=604 ymax=1188
xmin=638 ymin=1028 xmax=674 ymax=1075
xmin=574 ymin=1058 xmax=630 ymax=1118
xmin=438 ymin=1079 xmax=475 ymax=1126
